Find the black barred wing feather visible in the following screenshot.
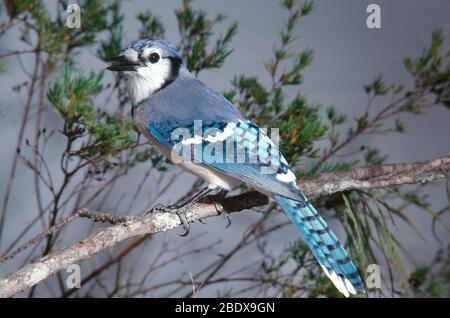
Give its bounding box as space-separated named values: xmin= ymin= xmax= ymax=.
xmin=168 ymin=120 xmax=305 ymax=202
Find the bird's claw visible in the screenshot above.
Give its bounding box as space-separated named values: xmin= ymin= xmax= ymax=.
xmin=223 ymin=211 xmax=232 ymax=229
xmin=210 ymin=197 xmax=231 ymax=229
xmin=150 ymin=188 xmax=224 ymax=235
xmin=151 ymin=203 xmax=190 ymax=236
xmin=176 ymin=209 xmax=190 ymax=236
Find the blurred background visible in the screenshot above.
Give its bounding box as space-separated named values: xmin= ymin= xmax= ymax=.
xmin=0 ymin=0 xmax=449 ymax=297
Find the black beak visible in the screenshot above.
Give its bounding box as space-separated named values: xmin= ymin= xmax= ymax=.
xmin=105 ymin=55 xmax=140 ymax=72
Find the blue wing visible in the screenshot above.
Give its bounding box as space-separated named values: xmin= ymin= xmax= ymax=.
xmin=148 ymin=117 xmax=304 ymax=202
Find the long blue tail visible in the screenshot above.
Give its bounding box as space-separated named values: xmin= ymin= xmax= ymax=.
xmin=276 ymin=194 xmax=365 ymax=296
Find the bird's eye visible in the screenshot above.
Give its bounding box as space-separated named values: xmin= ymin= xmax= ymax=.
xmin=149 ymin=52 xmax=160 ymax=63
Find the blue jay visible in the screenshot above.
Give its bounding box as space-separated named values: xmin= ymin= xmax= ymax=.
xmin=106 ymin=39 xmax=365 ymax=296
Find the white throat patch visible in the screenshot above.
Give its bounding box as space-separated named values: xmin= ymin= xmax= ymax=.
xmin=124 ymin=49 xmax=173 ymax=105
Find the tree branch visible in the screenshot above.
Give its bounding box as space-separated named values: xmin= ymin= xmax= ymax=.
xmin=300 ymin=153 xmax=450 ymax=197
xmin=0 ymin=153 xmax=448 ymax=297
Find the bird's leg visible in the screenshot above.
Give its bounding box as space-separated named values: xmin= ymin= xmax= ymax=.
xmin=202 ymin=190 xmax=231 ymax=228
xmin=152 ymin=187 xmax=214 ymax=236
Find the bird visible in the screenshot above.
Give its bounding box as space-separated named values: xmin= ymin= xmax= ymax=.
xmin=105 ymin=38 xmax=365 ymax=297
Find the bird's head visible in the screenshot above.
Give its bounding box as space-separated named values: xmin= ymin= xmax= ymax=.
xmin=105 ymin=39 xmax=182 ymax=105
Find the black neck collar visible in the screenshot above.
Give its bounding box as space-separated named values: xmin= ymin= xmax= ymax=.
xmin=154 ymin=56 xmax=182 ymax=94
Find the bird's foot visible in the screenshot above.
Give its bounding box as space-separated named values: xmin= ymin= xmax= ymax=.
xmin=204 ymin=191 xmax=231 ymax=228
xmin=149 ymin=187 xmax=224 ymax=235
xmin=152 ymin=203 xmax=191 ymax=236
xmin=214 ymin=200 xmax=232 ymax=228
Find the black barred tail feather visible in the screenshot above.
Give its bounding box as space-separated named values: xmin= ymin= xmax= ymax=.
xmin=276 ymin=195 xmax=365 ymax=297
